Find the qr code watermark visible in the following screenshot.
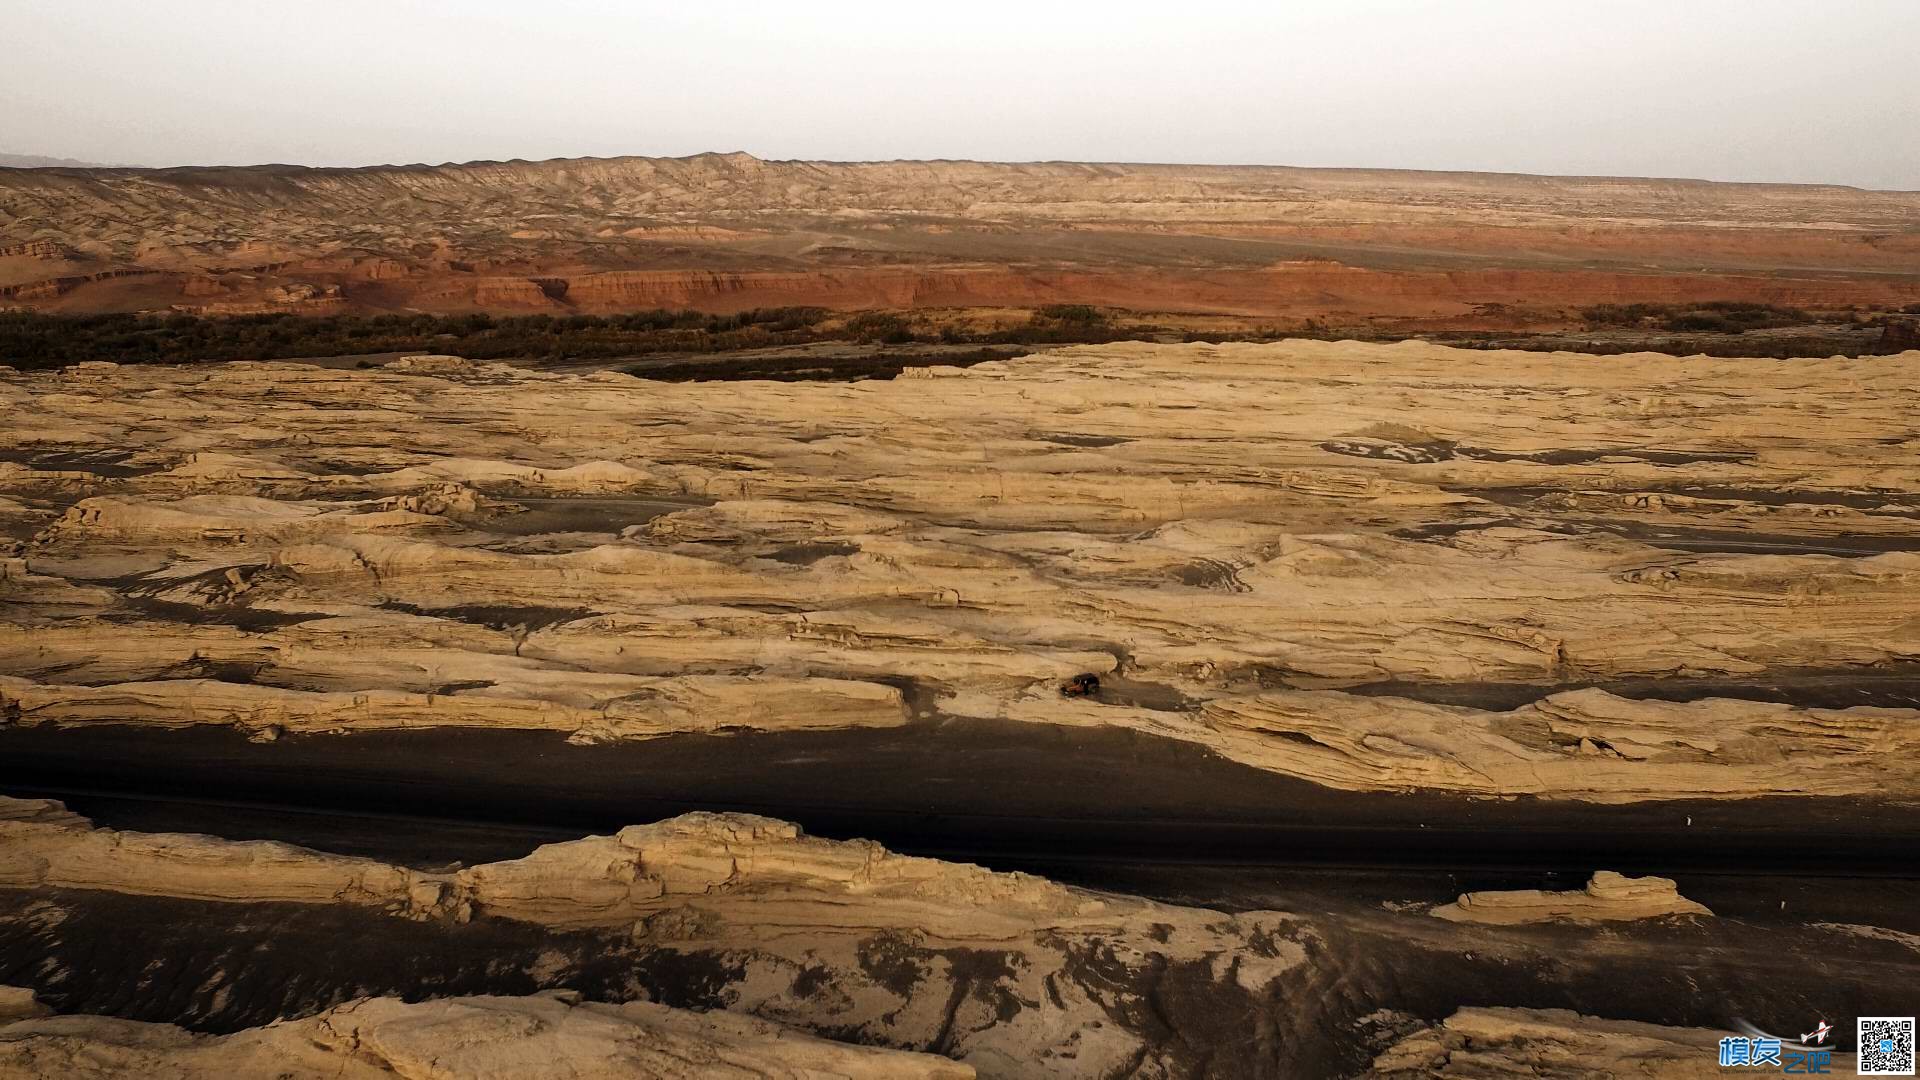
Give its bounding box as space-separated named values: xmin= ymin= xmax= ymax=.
xmin=1860 ymin=1017 xmax=1916 ymax=1076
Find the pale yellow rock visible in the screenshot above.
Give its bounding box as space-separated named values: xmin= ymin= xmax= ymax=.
xmin=385 ymin=354 xmax=477 ymax=375
xmin=0 ymin=673 xmax=905 ymax=742
xmin=997 ymin=685 xmax=1920 ymax=802
xmin=0 ymin=798 xmax=1306 ymax=1077
xmin=5 ymin=342 xmax=1920 ymax=803
xmin=0 ymin=989 xmax=974 ymax=1079
xmin=0 ymin=988 xmax=48 ymax=1024
xmin=1431 ymin=871 xmax=1711 ymax=924
xmin=40 ymin=494 xmax=454 ymax=544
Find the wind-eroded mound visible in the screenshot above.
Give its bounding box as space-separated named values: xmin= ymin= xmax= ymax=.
xmin=0 ymin=796 xmax=1306 ymax=1078
xmin=1 ymin=795 xmax=1914 ymax=1078
xmin=1430 ymin=871 xmax=1711 ymax=924
xmin=0 ymin=796 xmax=1108 ymax=930
xmin=0 ymin=988 xmax=971 ymax=1080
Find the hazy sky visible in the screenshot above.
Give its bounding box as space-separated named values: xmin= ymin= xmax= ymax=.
xmin=6 ymin=0 xmax=1917 ymax=188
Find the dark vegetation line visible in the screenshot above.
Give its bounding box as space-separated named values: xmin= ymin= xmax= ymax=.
xmin=0 ymin=301 xmax=1912 ymax=374
xmin=0 ymin=305 xmax=1145 ymax=372
xmin=1578 ymin=299 xmax=1819 ymax=333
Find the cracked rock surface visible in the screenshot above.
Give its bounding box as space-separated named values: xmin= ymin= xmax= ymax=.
xmin=4 ymin=341 xmax=1919 ymax=802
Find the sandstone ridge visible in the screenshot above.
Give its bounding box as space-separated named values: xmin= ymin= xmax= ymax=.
xmin=1430 ymin=871 xmax=1712 ymax=924
xmin=0 ymin=987 xmax=973 ymax=1080
xmin=0 ymin=796 xmax=1307 ymax=1078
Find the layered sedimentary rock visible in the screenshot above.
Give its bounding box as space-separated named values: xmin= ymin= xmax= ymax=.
xmin=3 ymin=795 xmax=1183 ymax=933
xmin=4 ymin=795 xmax=1917 ymax=1077
xmin=1006 ymin=688 xmax=1920 ymax=802
xmin=4 ymin=340 xmax=1920 ymax=803
xmin=0 ymin=673 xmax=905 ymax=743
xmin=2 ymin=154 xmax=1916 ymax=317
xmin=0 ymin=988 xmax=973 ymax=1080
xmin=0 ymin=797 xmax=1305 ymax=1078
xmin=1430 ymin=871 xmax=1711 ymax=924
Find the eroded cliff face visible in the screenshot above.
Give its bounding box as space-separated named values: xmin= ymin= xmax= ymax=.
xmin=0 ymin=797 xmax=1310 ymax=1078
xmin=3 ymin=341 xmax=1919 ymax=804
xmin=3 ymin=153 xmax=1916 ymax=315
xmin=0 ymin=797 xmax=1908 ymax=1078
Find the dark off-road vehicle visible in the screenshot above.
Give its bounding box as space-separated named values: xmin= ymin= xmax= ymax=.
xmin=1059 ymin=673 xmax=1100 ymax=698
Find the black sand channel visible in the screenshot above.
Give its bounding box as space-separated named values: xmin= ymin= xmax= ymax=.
xmin=4 ymin=719 xmax=1918 ymax=876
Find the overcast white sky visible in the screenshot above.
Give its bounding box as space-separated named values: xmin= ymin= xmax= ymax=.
xmin=5 ymin=0 xmax=1917 ymax=188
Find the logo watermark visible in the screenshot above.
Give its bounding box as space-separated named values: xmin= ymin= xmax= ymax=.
xmin=1715 ymin=1016 xmax=1916 ymax=1075
xmin=1720 ymin=1019 xmax=1834 ymax=1074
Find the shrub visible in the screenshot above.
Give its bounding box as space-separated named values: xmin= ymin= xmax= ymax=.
xmin=1578 ymin=301 xmax=1808 ymax=333
xmin=845 ymin=311 xmax=920 ymax=344
xmin=1035 ymin=304 xmax=1107 ymax=324
xmin=1664 ymin=312 xmax=1741 ymax=333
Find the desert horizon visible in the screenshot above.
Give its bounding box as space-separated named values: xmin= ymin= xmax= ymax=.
xmin=10 ymin=148 xmax=1917 ymax=191
xmin=7 ymin=149 xmax=1917 ymax=358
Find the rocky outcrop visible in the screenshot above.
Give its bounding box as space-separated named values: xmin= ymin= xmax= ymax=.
xmin=1881 ymin=316 xmax=1920 ymax=351
xmin=2 ymin=789 xmax=1914 ymax=1078
xmin=0 ymin=267 xmax=160 ymax=299
xmin=0 ymin=988 xmax=973 ymax=1079
xmin=0 ymin=794 xmax=466 ymax=915
xmin=1005 ymin=688 xmax=1920 ymax=802
xmin=1430 ymin=872 xmax=1711 ymax=924
xmin=269 ymin=282 xmax=340 ymax=303
xmin=0 ymin=240 xmax=76 ymax=260
xmin=0 ymin=792 xmax=1279 ymax=931
xmin=0 ymin=988 xmax=49 ymax=1024
xmin=0 ymin=672 xmax=906 ymax=743
xmin=0 ymin=798 xmax=1307 ymax=1078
